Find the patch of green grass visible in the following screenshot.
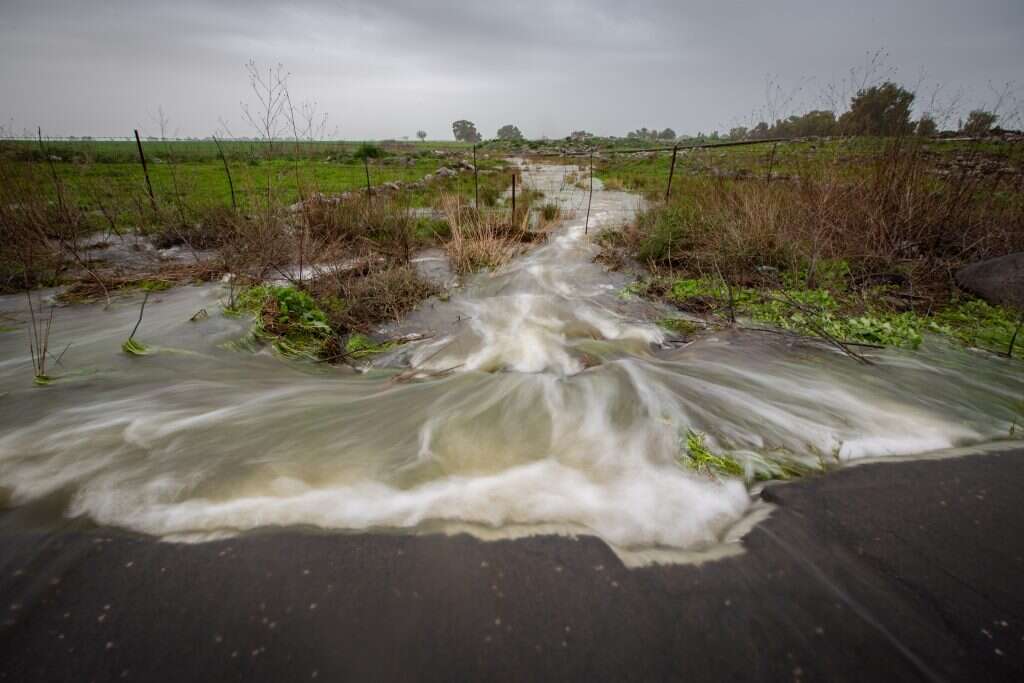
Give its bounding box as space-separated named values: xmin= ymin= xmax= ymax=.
xmin=658 ymin=317 xmax=702 ymax=336
xmin=680 ymin=430 xmax=744 ymax=478
xmin=414 ymin=216 xmax=451 ymax=241
xmin=743 ymin=289 xmax=925 ymax=349
xmin=138 ymin=279 xmax=173 ymax=292
xmin=21 ymin=157 xmax=444 ymax=212
xmin=656 ymin=274 xmax=1022 ymax=357
xmin=929 ymin=299 xmax=1023 ymax=359
xmin=668 ymin=277 xmax=726 ymax=302
xmin=121 ymin=338 xmax=149 ymax=355
xmin=344 ymin=333 xmax=395 ymax=359
xmin=232 ymin=284 xmax=337 ymax=360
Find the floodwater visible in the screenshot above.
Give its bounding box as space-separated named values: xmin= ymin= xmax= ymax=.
xmin=0 ymin=162 xmax=1022 ymax=560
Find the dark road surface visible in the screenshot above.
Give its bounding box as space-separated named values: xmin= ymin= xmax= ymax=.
xmin=1 ymin=448 xmax=1023 ymax=682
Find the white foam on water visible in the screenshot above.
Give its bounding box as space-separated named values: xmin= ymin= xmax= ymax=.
xmin=0 ymin=161 xmax=1022 ymax=557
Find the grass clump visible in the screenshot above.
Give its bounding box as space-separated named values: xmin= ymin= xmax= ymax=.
xmin=344 ymin=333 xmax=394 ymax=359
xmin=121 ymin=338 xmax=150 ymax=355
xmin=680 ymin=430 xmax=744 ymax=478
xmin=540 ymin=202 xmax=561 ymax=221
xmin=440 ymin=194 xmax=537 ymax=274
xmin=929 ymin=299 xmax=1024 ymax=358
xmin=233 ymin=284 xmax=337 ymax=360
xmin=680 ymin=430 xmax=821 ymax=482
xmin=309 ymin=263 xmax=437 ymax=333
xmin=658 ymin=317 xmax=702 ymax=336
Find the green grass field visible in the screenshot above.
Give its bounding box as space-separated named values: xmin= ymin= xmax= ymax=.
xmin=591 ymin=137 xmax=1024 ymax=196
xmin=1 ymin=139 xmax=512 ymax=220
xmin=3 ymin=138 xmax=475 ymax=163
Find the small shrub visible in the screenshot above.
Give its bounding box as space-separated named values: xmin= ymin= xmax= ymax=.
xmin=233 ymin=284 xmax=336 ymax=359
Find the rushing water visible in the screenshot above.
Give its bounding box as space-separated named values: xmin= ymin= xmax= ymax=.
xmin=0 ymin=162 xmax=1022 ymax=560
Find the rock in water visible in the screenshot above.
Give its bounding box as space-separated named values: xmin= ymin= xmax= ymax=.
xmin=956 ymin=252 xmax=1024 ymax=309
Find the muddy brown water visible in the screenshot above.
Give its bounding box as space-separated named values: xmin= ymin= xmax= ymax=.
xmin=0 ymin=161 xmax=1022 ymax=562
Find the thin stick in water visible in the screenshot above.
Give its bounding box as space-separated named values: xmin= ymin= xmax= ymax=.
xmin=129 ymin=291 xmax=150 ymax=342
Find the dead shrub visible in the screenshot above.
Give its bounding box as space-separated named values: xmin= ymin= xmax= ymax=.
xmin=309 ymin=263 xmax=436 ymax=332
xmin=440 ymin=194 xmax=537 ymax=274
xmin=628 ymin=140 xmax=1024 ymax=298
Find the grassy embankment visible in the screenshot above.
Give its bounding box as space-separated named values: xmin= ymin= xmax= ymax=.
xmin=594 ymin=137 xmax=1024 ymax=360
xmin=1 ymin=138 xmax=554 ymax=368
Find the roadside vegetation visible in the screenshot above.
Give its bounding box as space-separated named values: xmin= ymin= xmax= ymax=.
xmin=600 ymin=137 xmax=1024 ymax=360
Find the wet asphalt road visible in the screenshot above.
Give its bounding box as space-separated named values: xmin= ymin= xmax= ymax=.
xmin=1 ymin=448 xmax=1022 ymax=682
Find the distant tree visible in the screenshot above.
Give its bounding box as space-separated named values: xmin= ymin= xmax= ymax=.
xmin=353 ymin=142 xmax=384 ymax=160
xmin=452 ymin=120 xmax=482 ymax=143
xmin=496 ymin=124 xmax=524 ymax=141
xmin=416 ymin=130 xmax=427 ymax=141
xmin=728 ymin=126 xmax=748 ymax=140
xmin=916 ymin=115 xmax=938 ymax=137
xmin=838 ymin=82 xmax=915 ymax=136
xmin=763 ymin=110 xmax=837 ymax=139
xmin=749 ymin=121 xmax=771 ymax=140
xmin=626 ymin=127 xmax=663 ymax=141
xmin=658 ymin=128 xmax=677 ymax=140
xmin=962 ymin=110 xmax=998 ymax=137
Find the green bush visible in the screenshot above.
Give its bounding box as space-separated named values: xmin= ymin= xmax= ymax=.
xmin=636 ymin=203 xmax=705 ymax=263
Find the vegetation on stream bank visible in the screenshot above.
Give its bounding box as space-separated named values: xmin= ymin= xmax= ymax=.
xmin=600 ymin=138 xmax=1024 ymax=359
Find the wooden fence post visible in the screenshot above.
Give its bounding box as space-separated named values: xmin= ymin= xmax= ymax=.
xmin=665 ymin=145 xmax=679 ymax=201
xmin=363 ymin=155 xmax=372 ymax=208
xmin=585 ymin=150 xmax=594 ymax=235
xmin=766 ymin=143 xmax=778 ymax=184
xmin=133 ymin=129 xmax=157 ymax=211
xmin=473 ymin=145 xmax=479 ymax=210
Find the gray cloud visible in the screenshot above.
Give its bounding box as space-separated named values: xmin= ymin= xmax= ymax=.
xmin=1 ymin=0 xmax=1021 ymax=139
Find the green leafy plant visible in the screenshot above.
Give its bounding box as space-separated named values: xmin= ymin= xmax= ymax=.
xmin=231 ymin=284 xmax=336 ymax=360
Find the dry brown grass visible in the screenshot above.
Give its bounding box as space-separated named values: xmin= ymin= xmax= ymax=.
xmin=625 ymin=140 xmax=1024 ymax=299
xmin=308 ymin=262 xmax=436 ymax=333
xmin=440 ymin=194 xmax=542 ymax=274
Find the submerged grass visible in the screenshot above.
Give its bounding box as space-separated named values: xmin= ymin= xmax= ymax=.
xmin=681 ymin=430 xmax=744 ymax=478
xmin=635 ymin=273 xmax=1024 ymax=358
xmin=680 ymin=429 xmax=821 ymax=482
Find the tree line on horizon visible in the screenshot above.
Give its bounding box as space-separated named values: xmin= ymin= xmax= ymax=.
xmin=448 ymin=80 xmax=1013 ymax=145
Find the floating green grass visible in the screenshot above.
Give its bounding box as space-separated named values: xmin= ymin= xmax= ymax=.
xmin=680 ymin=430 xmax=744 ymax=478
xmin=121 ymin=338 xmax=150 ymax=355
xmin=344 ymin=334 xmax=395 ymax=359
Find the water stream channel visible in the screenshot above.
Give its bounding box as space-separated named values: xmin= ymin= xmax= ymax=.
xmin=1 ymin=162 xmax=1022 ymax=563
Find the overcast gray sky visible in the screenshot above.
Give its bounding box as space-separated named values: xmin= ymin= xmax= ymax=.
xmin=1 ymin=0 xmax=1021 ymax=140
